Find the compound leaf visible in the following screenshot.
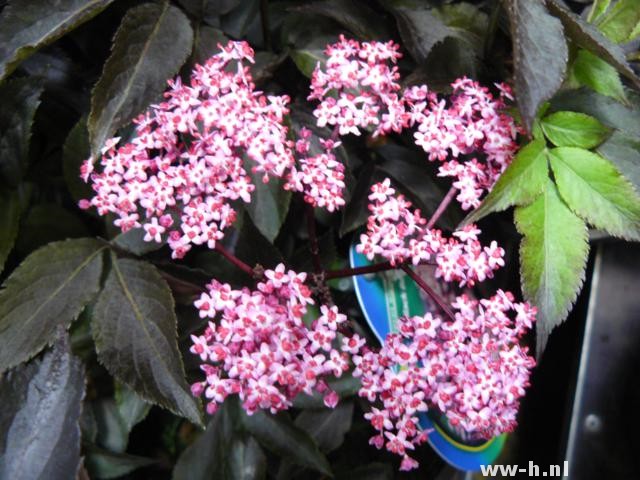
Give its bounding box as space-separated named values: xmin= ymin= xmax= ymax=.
xmin=515 ymin=180 xmax=589 ymax=355
xmin=89 ymin=2 xmax=193 ymax=154
xmin=549 ymin=147 xmax=640 ymax=240
xmin=92 ymin=255 xmax=202 ymax=425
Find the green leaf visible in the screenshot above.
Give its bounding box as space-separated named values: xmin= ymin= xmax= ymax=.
xmin=0 ymin=332 xmax=85 ymax=480
xmin=546 ymin=0 xmax=640 ymax=91
xmin=17 ymin=204 xmax=90 ymax=254
xmin=630 ymin=19 xmax=640 ymax=41
xmin=504 ymin=0 xmax=568 ymax=132
xmin=220 ymin=0 xmax=259 ymax=38
xmin=0 ymin=238 xmax=105 ymax=373
xmin=515 ymin=179 xmax=589 ymax=354
xmin=243 ymin=410 xmax=332 ymax=477
xmin=175 ymin=400 xmax=267 ymax=480
xmin=464 ymin=139 xmax=549 ymax=224
xmin=541 ymin=111 xmax=610 ymax=148
xmin=244 ymin=170 xmax=291 ymax=243
xmin=382 ymin=0 xmax=452 ymax=64
xmin=549 ymin=147 xmax=640 ymax=240
xmin=290 ymin=49 xmax=325 ymax=78
xmin=551 ymin=88 xmax=640 ymax=137
xmin=88 ymin=2 xmax=193 ymax=154
xmin=228 ymin=435 xmax=267 ymax=480
xmin=0 ymin=0 xmax=114 ymax=80
xmin=433 ymin=3 xmax=489 ymax=38
xmin=295 ymin=401 xmax=353 ymax=453
xmin=571 ymin=49 xmax=627 ymax=103
xmin=587 ymin=0 xmax=611 ymax=23
xmin=236 ymin=212 xmax=284 ymax=269
xmin=292 ymin=1 xmax=388 ymax=40
xmin=115 ymin=382 xmax=151 ymax=433
xmin=190 ymin=25 xmax=229 ymax=66
xmin=85 ymin=444 xmax=155 ymax=480
xmin=251 ymin=51 xmax=288 ymax=85
xmin=112 ymin=227 xmax=165 ymax=256
xmin=63 ymin=119 xmax=94 ymax=205
xmin=93 ymin=398 xmax=129 ymax=453
xmin=0 ymin=77 xmax=43 ymax=186
xmin=597 ymin=131 xmax=640 ymax=191
xmin=92 ymin=255 xmax=202 ymax=425
xmin=596 ymin=0 xmax=640 ymax=43
xmin=172 ymin=399 xmax=237 ymax=480
xmin=0 ymin=189 xmax=20 ymax=274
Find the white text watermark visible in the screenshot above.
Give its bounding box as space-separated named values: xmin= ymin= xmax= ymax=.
xmin=480 ymin=460 xmax=569 ymax=477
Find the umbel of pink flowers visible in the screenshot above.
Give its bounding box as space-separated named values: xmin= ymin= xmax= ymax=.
xmin=81 ymin=37 xmax=536 ymax=471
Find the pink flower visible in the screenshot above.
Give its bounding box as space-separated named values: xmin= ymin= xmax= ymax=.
xmin=400 ymin=455 xmax=419 ymax=471
xmin=82 ymin=41 xmax=294 ymax=256
xmin=405 ymin=77 xmax=521 ymax=210
xmin=189 ymin=264 xmax=361 ymax=416
xmin=309 ymin=35 xmax=405 ymax=138
xmin=353 ymin=295 xmax=536 ymax=468
xmin=357 ymin=178 xmax=505 ymax=286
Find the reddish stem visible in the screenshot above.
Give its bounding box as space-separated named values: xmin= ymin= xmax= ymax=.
xmin=400 ymin=264 xmax=456 ymax=322
xmin=325 ymin=258 xmax=437 ymax=280
xmin=426 ymin=186 xmax=457 ymax=229
xmin=214 ymin=243 xmax=254 ymax=277
xmin=325 ymin=261 xmax=394 ymax=279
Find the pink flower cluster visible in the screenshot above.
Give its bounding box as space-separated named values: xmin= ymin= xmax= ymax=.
xmin=285 ymin=127 xmax=346 ymax=212
xmin=308 ymin=35 xmax=405 ymax=137
xmin=353 ymin=291 xmax=536 ymax=470
xmin=78 ymin=36 xmax=535 ymax=471
xmin=81 ymin=41 xmax=295 ymax=258
xmin=405 ymin=79 xmax=519 ymax=209
xmin=189 ymin=264 xmax=364 ymax=415
xmin=357 ymin=179 xmax=505 ymax=287
xmin=308 ymin=37 xmax=520 ymax=211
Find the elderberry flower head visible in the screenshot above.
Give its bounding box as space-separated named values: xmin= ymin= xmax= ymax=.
xmin=405 ymin=77 xmax=520 ymax=210
xmin=81 ymin=41 xmax=294 ymax=258
xmin=353 ymin=291 xmax=536 ymax=470
xmin=189 ymin=264 xmax=363 ymax=415
xmin=309 ymin=35 xmax=405 ymax=137
xmin=285 ymin=127 xmax=346 ymax=212
xmin=357 ymin=179 xmax=506 ymax=287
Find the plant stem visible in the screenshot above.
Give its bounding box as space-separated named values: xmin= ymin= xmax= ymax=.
xmin=306 ymin=203 xmax=323 ymax=274
xmin=325 ymin=258 xmax=438 ymax=279
xmin=426 ymin=186 xmax=457 ymax=229
xmin=215 ymin=243 xmax=254 ymax=277
xmin=325 ymin=261 xmax=394 ymax=279
xmin=400 ymin=264 xmax=456 ymax=322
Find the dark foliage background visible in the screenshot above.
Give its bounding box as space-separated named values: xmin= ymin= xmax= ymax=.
xmin=0 ymin=0 xmax=639 ymax=478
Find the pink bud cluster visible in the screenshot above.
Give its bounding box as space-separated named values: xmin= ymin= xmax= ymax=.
xmin=357 ymin=179 xmax=505 ymax=287
xmin=81 ymin=41 xmax=295 ymax=258
xmin=285 ymin=127 xmax=346 ymax=212
xmin=189 ymin=264 xmax=364 ymax=415
xmin=353 ymin=291 xmax=536 ymax=470
xmin=309 ymin=35 xmax=405 ymax=137
xmin=405 ymin=79 xmax=519 ymax=209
